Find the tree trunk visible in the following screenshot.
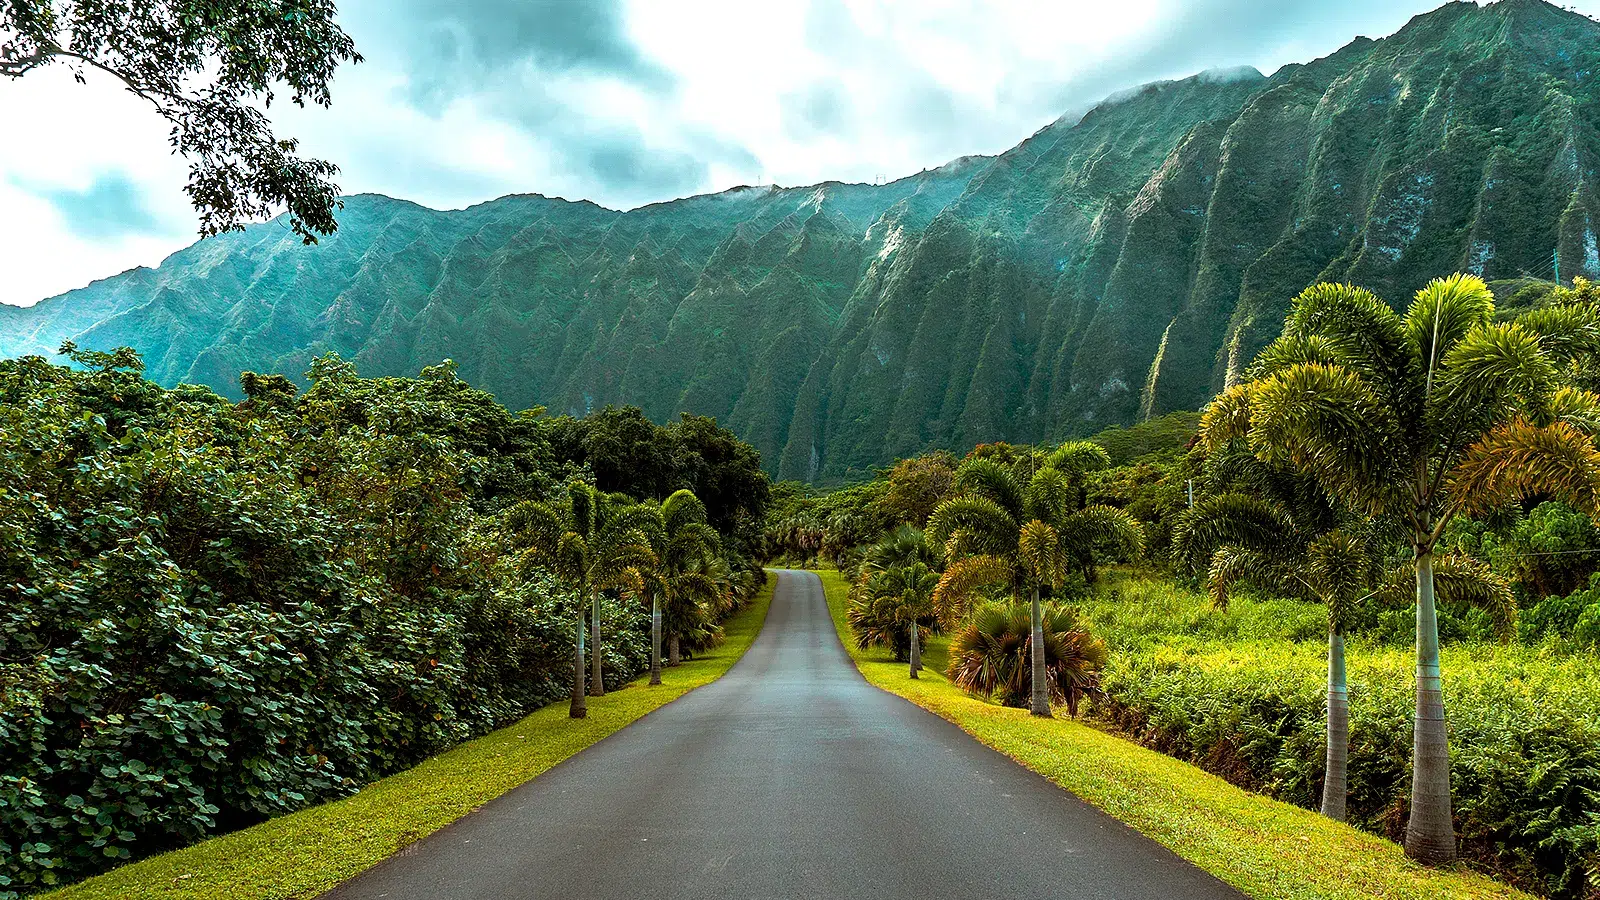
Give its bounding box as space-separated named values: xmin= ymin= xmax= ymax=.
xmin=650 ymin=595 xmax=663 ymax=686
xmin=668 ymin=633 xmax=681 ymax=667
xmin=569 ymin=609 xmax=587 ymax=719
xmin=1405 ymin=550 xmax=1456 ymax=864
xmin=1029 ymin=587 xmax=1051 ymax=718
xmin=1320 ymin=627 xmax=1348 ymax=821
xmin=909 ymin=621 xmax=921 ymax=679
xmin=589 ymin=591 xmax=604 ymax=697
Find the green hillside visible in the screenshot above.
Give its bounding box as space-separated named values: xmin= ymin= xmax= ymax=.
xmin=4 ymin=0 xmax=1598 ymax=481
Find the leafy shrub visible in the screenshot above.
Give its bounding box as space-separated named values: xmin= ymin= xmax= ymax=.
xmin=1084 ymin=576 xmax=1600 ymax=899
xmin=0 ymin=350 xmax=738 ymax=897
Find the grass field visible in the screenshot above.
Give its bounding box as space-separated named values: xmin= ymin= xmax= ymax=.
xmin=41 ymin=577 xmax=775 ymax=900
xmin=814 ymin=568 xmax=1532 ymax=900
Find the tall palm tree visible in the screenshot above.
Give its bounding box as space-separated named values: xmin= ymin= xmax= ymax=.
xmin=503 ymin=483 xmax=658 ymax=716
xmin=1203 ymin=274 xmax=1600 ymax=862
xmin=927 ymin=453 xmax=1143 ymax=717
xmin=646 ymin=490 xmax=723 ymax=682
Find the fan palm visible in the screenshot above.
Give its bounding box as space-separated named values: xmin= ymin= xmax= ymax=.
xmin=1203 ymin=274 xmax=1600 ymax=862
xmin=947 ymin=602 xmax=1107 ymax=715
xmin=502 ymin=483 xmax=659 ymax=716
xmin=927 ymin=451 xmax=1143 ymax=717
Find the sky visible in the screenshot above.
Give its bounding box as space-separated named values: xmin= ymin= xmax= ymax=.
xmin=4 ymin=0 xmax=1600 ymax=307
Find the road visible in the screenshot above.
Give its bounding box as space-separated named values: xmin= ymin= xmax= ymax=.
xmin=321 ymin=569 xmax=1243 ymax=900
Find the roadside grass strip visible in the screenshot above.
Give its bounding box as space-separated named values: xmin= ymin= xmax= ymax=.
xmin=814 ymin=568 xmax=1531 ymax=900
xmin=43 ymin=578 xmax=775 ymax=900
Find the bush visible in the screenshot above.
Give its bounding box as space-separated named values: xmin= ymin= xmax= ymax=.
xmin=0 ymin=350 xmax=742 ymax=897
xmin=1083 ymin=576 xmax=1600 ymax=899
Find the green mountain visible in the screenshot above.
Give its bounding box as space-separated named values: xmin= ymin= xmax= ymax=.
xmin=5 ymin=0 xmax=1598 ymax=481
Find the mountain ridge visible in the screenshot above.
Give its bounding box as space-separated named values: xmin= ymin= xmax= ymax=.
xmin=5 ymin=0 xmax=1599 ymax=482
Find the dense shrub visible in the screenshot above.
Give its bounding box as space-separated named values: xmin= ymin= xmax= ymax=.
xmin=1083 ymin=577 xmax=1600 ymax=899
xmin=0 ymin=349 xmax=750 ymax=897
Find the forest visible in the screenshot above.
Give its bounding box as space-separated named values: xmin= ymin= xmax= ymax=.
xmin=0 ymin=348 xmax=767 ymax=896
xmin=771 ymin=275 xmax=1600 ymax=898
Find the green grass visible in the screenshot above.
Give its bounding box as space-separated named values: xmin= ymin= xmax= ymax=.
xmin=43 ymin=578 xmax=775 ymax=900
xmin=816 ymin=568 xmax=1532 ymax=900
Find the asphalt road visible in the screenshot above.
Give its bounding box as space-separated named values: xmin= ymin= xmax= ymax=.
xmin=321 ymin=569 xmax=1243 ymax=900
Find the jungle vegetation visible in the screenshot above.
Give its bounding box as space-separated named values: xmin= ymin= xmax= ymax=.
xmin=0 ymin=348 xmax=767 ymax=898
xmin=782 ymin=274 xmax=1600 ymax=897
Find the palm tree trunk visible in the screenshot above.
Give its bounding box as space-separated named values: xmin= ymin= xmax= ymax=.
xmin=1029 ymin=587 xmax=1051 ymax=718
xmin=569 ymin=609 xmax=587 ymax=719
xmin=909 ymin=621 xmax=921 ymax=679
xmin=589 ymin=591 xmax=604 ymax=697
xmin=650 ymin=595 xmax=663 ymax=686
xmin=1405 ymin=550 xmax=1456 ymax=864
xmin=668 ymin=633 xmax=681 ymax=666
xmin=1320 ymin=627 xmax=1348 ymax=821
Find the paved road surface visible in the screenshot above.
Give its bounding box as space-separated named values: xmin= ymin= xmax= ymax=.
xmin=321 ymin=569 xmax=1243 ymax=900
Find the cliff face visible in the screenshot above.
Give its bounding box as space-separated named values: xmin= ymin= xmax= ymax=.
xmin=7 ymin=0 xmax=1599 ymax=481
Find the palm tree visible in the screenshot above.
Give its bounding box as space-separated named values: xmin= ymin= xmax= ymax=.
xmin=947 ymin=602 xmax=1107 ymax=714
xmin=503 ymin=483 xmax=658 ymax=716
xmin=849 ymin=560 xmax=940 ymax=677
xmin=646 ymin=490 xmax=723 ymax=681
xmin=852 ymin=526 xmax=941 ymax=677
xmin=927 ymin=453 xmax=1143 ymax=717
xmin=1203 ymin=274 xmax=1600 ymax=862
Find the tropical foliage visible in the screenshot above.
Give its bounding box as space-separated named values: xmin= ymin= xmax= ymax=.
xmin=947 ymin=602 xmax=1108 ymax=715
xmin=1202 ymin=273 xmax=1600 ymax=863
xmin=0 ymin=347 xmax=766 ymax=897
xmin=805 ymin=272 xmax=1600 ymax=896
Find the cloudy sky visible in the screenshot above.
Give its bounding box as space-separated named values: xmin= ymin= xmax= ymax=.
xmin=4 ymin=0 xmax=1598 ymax=306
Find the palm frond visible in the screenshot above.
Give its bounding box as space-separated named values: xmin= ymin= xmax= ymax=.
xmin=500 ymin=499 xmax=564 ymax=553
xmin=926 ymin=494 xmax=1019 ymax=559
xmin=1544 ymin=386 xmax=1600 ymax=433
xmin=1171 ymin=492 xmax=1296 ymax=573
xmin=1378 ymin=554 xmax=1515 ymax=641
xmin=1045 ymin=441 xmax=1111 ymax=478
xmin=933 ymin=554 xmax=1013 ymax=627
xmin=1249 ymin=362 xmax=1402 ymax=515
xmin=661 ymin=489 xmax=708 ymax=531
xmin=1405 ymin=273 xmax=1496 ymax=380
xmin=1305 ymin=530 xmax=1372 ymax=632
xmin=1206 ymin=546 xmax=1286 ymax=610
xmin=1448 ymin=418 xmax=1600 ymax=518
xmin=1432 ymin=322 xmax=1556 ymax=427
xmin=1280 ymin=282 xmax=1419 ymax=411
xmin=859 ymin=525 xmax=936 ymax=574
xmin=1024 ymin=467 xmax=1071 ymax=525
xmin=1516 ymin=301 xmax=1600 ymax=368
xmin=1251 ymin=334 xmax=1340 ymax=379
xmin=1060 ymin=505 xmax=1145 ymax=563
xmin=1018 ymin=520 xmax=1068 ymax=588
xmin=1199 ymin=383 xmax=1256 ymax=451
xmin=952 ymin=457 xmax=1025 ymax=520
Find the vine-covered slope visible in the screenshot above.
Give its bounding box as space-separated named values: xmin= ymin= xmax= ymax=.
xmin=5 ymin=0 xmax=1598 ymax=480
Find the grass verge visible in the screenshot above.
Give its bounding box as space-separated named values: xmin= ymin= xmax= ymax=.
xmin=815 ymin=568 xmax=1531 ymax=900
xmin=44 ymin=578 xmax=775 ymax=900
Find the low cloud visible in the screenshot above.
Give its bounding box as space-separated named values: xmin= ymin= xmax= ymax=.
xmin=32 ymin=174 xmax=167 ymax=241
xmin=8 ymin=0 xmax=1600 ymax=305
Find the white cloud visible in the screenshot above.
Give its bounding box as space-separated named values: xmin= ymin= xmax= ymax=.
xmin=4 ymin=0 xmax=1599 ymax=307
